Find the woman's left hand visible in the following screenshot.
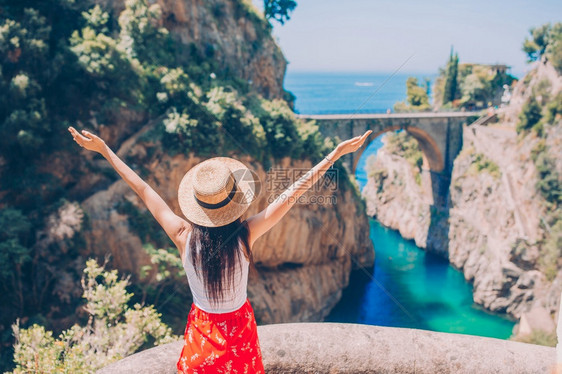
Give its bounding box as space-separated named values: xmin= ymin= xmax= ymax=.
xmin=334 ymin=130 xmax=372 ymax=158
xmin=68 ymin=127 xmax=106 ymax=154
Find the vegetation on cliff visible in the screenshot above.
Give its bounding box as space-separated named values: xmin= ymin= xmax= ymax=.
xmin=433 ymin=48 xmax=516 ymax=110
xmin=9 ymin=259 xmax=176 ymax=373
xmin=383 ymin=131 xmax=424 ymax=185
xmin=263 ymin=0 xmax=297 ymax=25
xmin=393 ymin=77 xmax=431 ymax=112
xmin=516 ymin=23 xmax=562 ymax=285
xmin=0 ymin=0 xmax=349 ymax=370
xmin=442 ymin=47 xmax=459 ymax=107
xmin=522 ymin=22 xmax=562 ymax=73
xmin=365 ymin=22 xmax=562 ymax=347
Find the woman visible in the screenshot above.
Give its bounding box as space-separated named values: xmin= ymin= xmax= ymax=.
xmin=68 ymin=126 xmax=371 ymax=373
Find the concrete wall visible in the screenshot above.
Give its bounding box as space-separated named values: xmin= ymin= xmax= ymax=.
xmin=97 ymin=323 xmax=554 ymax=374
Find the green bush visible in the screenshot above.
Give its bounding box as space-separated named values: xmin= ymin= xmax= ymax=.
xmin=0 ymin=208 xmax=31 ymax=313
xmin=258 ymin=99 xmax=304 ymax=159
xmin=9 ymin=259 xmax=177 ymax=373
xmin=544 ymin=91 xmax=562 ymax=125
xmin=534 ymin=152 xmax=562 ymax=206
xmin=469 ymin=153 xmax=501 ymax=179
xmin=523 ymin=22 xmax=562 ymax=73
xmin=517 ymin=95 xmax=543 ymax=133
xmin=530 ymin=139 xmax=546 ymax=162
xmin=205 ymin=86 xmax=266 ymax=155
xmin=394 ymin=77 xmax=430 ymax=112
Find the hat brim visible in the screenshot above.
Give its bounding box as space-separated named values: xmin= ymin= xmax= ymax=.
xmin=178 ymin=157 xmax=259 ymax=227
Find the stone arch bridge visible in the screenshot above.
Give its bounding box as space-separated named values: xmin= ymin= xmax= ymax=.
xmin=301 ymin=111 xmax=486 ymax=206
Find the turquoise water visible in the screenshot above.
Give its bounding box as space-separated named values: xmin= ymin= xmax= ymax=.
xmin=326 ymin=138 xmax=515 ymax=339
xmin=284 ymin=71 xmax=520 ymax=339
xmin=327 ymin=218 xmax=515 ymax=338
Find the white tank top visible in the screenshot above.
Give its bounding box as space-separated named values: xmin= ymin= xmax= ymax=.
xmin=183 ymin=231 xmax=249 ymax=313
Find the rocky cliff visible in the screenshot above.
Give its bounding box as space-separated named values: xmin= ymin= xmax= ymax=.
xmin=0 ymin=0 xmax=374 ymax=353
xmin=96 ymin=0 xmax=287 ymax=99
xmin=362 ymin=61 xmax=562 ymax=329
xmin=61 ymin=0 xmax=374 ymax=326
xmin=363 ymin=137 xmax=431 ymax=249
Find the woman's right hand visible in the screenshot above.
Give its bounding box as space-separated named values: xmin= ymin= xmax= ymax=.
xmin=68 ymin=126 xmax=107 ymax=154
xmin=334 ymin=130 xmax=372 ymax=158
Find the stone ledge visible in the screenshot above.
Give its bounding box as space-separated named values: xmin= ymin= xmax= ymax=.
xmin=97 ymin=322 xmax=555 ymax=374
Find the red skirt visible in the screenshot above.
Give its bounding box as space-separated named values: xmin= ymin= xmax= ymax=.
xmin=177 ymin=298 xmax=264 ymax=373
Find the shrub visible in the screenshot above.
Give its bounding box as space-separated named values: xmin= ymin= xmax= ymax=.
xmin=534 ymin=152 xmax=562 ymax=206
xmin=517 ymin=95 xmax=543 ymax=133
xmin=523 ymin=22 xmax=562 ymax=73
xmin=205 ymin=86 xmax=265 ymax=155
xmin=469 ymin=153 xmax=501 ymax=179
xmin=393 ymin=77 xmax=431 ymax=112
xmin=544 ymin=91 xmax=562 ymax=125
xmin=9 ymin=259 xmax=177 ymax=373
xmin=258 ymin=99 xmax=303 ymax=159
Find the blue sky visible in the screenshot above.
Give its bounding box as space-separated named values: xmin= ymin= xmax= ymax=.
xmin=253 ymin=0 xmax=562 ymax=76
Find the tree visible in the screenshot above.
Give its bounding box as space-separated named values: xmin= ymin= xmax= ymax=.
xmin=442 ymin=47 xmax=459 ymax=105
xmin=0 ymin=208 xmax=31 ymax=315
xmin=523 ymin=23 xmax=552 ymax=62
xmin=264 ymin=0 xmax=297 ymax=25
xmin=0 ymin=9 xmax=52 ymax=160
xmin=394 ymin=77 xmax=430 ymax=112
xmin=546 ymin=23 xmax=562 ymax=73
xmin=522 ymin=22 xmax=562 ymax=73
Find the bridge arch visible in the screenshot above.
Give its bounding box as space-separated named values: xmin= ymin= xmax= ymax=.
xmin=351 ymin=126 xmax=445 ymax=174
xmin=305 ymin=112 xmax=479 ymax=178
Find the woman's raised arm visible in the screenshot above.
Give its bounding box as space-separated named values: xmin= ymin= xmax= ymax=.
xmin=68 ymin=127 xmax=191 ymax=259
xmin=245 ymin=130 xmax=372 ymax=248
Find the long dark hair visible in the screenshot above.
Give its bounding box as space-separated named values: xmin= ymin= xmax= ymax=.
xmin=189 ymin=217 xmax=254 ymax=305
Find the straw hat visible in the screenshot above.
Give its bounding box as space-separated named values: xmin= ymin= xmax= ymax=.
xmin=178 ymin=157 xmax=259 ymax=227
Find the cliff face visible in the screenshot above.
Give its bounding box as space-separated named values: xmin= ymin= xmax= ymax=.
xmin=2 ymin=0 xmax=373 ymax=333
xmin=96 ymin=0 xmax=286 ymax=99
xmin=362 ymin=61 xmax=562 ymax=322
xmin=363 ymin=141 xmax=431 ymax=249
xmin=447 ymin=126 xmax=553 ymax=318
xmin=447 ymin=62 xmax=562 ymax=320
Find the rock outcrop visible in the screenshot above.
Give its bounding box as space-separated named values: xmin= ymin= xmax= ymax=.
xmin=447 ymin=125 xmax=552 ymax=318
xmin=97 ymin=323 xmax=556 ymax=374
xmin=96 ymin=0 xmax=286 ymax=99
xmin=363 ymin=139 xmax=432 ymax=249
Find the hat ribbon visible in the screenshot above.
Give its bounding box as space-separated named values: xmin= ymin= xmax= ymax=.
xmin=194 ymin=181 xmax=237 ymax=210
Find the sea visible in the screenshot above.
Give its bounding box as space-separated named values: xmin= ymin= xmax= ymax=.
xmin=284 ymin=71 xmax=515 ymax=339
